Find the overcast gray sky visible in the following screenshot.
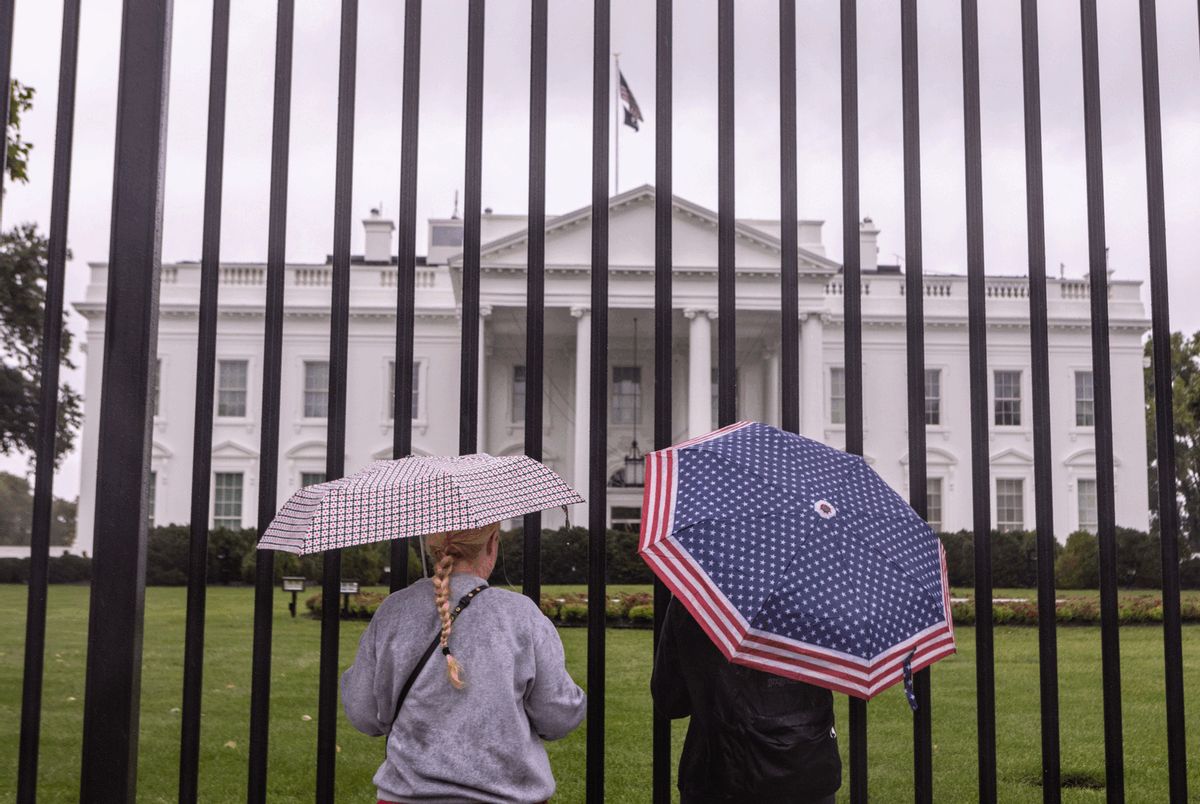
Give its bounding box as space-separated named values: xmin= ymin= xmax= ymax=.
xmin=4 ymin=0 xmax=1199 ymax=501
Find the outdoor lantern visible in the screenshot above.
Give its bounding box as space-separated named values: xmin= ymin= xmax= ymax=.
xmin=281 ymin=576 xmax=306 ymax=618
xmin=340 ymin=579 xmax=360 ymax=615
xmin=623 ymin=440 xmax=645 ymax=486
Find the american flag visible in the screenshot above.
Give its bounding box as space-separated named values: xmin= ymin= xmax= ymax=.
xmin=639 ymin=421 xmax=955 ymax=700
xmin=619 ymin=70 xmax=644 ymax=131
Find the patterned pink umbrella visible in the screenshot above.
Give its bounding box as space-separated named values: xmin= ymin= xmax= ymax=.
xmin=257 ymin=454 xmax=583 ymax=555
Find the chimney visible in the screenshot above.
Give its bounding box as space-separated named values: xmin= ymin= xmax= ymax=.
xmin=363 ymin=207 xmax=395 ymax=263
xmin=859 ymin=217 xmax=879 ymax=273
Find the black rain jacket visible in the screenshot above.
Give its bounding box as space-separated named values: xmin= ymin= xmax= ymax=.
xmin=652 ymin=598 xmax=842 ymax=803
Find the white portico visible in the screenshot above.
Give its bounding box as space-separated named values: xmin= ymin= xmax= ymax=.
xmin=71 ymin=185 xmax=1151 ymax=554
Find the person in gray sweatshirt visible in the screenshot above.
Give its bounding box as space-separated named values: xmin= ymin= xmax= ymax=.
xmin=341 ymin=522 xmax=587 ymax=803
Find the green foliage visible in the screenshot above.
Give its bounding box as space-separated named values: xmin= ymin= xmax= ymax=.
xmin=5 ymin=80 xmax=35 ymax=186
xmin=937 ymin=530 xmax=1058 ymax=588
xmin=1056 ymin=531 xmax=1100 ymax=589
xmin=1144 ymin=332 xmax=1200 ymax=552
xmin=496 ymin=526 xmax=653 ymax=586
xmin=0 ymin=551 xmax=90 ymax=583
xmin=304 ymin=590 xmax=388 ymax=619
xmin=1 ymin=222 xmax=82 ymax=466
xmin=0 ymin=471 xmax=75 ymax=546
xmin=627 ymin=604 xmax=654 ymax=624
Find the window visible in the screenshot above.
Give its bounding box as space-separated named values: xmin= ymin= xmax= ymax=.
xmin=926 ymin=477 xmax=943 ymax=531
xmin=611 ymin=505 xmax=642 ymax=534
xmin=924 ymin=369 xmax=941 ymax=426
xmin=1075 ymin=370 xmax=1094 ymax=427
xmin=153 ymin=358 xmax=161 ymax=417
xmin=1077 ymin=478 xmax=1098 ymax=533
xmin=996 ymin=478 xmax=1025 ymax=532
xmin=830 ymin=367 xmax=846 ymax=425
xmin=512 ymin=365 xmax=526 ymax=423
xmin=994 ymin=370 xmax=1022 ymax=426
xmin=612 ymin=366 xmax=641 ymax=425
xmin=213 ymin=472 xmax=244 ymax=529
xmin=304 ymin=361 xmax=329 ymax=418
xmin=387 ymin=360 xmax=421 ymax=420
xmin=147 ymin=471 xmax=157 ymax=528
xmin=709 ymin=366 xmax=739 ymax=424
xmin=301 ymin=472 xmax=326 ymax=487
xmin=217 ymin=360 xmax=248 ymax=417
xmin=431 ymin=223 xmax=464 ymax=247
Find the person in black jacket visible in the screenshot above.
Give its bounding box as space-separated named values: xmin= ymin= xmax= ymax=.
xmin=652 ymin=597 xmax=842 ymax=803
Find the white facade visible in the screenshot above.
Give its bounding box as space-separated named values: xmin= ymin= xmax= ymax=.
xmin=72 ymin=186 xmax=1151 ymax=555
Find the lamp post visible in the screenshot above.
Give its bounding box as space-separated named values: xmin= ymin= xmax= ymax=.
xmin=621 ymin=316 xmax=645 ymax=487
xmin=281 ymin=576 xmax=306 ymax=618
xmin=339 ymin=579 xmax=360 ymax=616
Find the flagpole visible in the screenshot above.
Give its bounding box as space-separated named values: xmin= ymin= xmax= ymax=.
xmin=613 ymin=52 xmax=620 ymax=195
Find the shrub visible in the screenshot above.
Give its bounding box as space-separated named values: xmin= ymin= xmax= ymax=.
xmin=560 ymin=603 xmax=588 ymax=624
xmin=1056 ymin=532 xmax=1100 ymax=589
xmin=628 ymin=604 xmax=654 ymax=624
xmin=305 ymin=590 xmax=388 ymax=619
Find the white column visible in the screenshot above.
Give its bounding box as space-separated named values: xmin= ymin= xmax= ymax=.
xmin=764 ymin=349 xmax=781 ymax=428
xmin=477 ymin=306 xmax=491 ymax=453
xmin=800 ymin=312 xmax=825 ymax=439
xmin=685 ymin=308 xmax=714 ymax=437
xmin=571 ymin=306 xmax=590 ymax=521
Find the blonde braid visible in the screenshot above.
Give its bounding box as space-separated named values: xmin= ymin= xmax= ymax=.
xmin=432 ymin=549 xmax=465 ymax=688
xmin=426 ymin=522 xmax=498 ymax=689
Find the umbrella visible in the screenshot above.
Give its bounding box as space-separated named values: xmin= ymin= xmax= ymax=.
xmin=639 ymin=421 xmax=954 ymax=703
xmin=258 ymin=454 xmax=583 ymax=555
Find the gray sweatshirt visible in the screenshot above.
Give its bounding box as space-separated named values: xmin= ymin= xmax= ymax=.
xmin=341 ymin=573 xmax=587 ymax=803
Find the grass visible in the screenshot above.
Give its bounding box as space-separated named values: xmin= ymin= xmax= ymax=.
xmin=1 ymin=585 xmax=1198 ymax=802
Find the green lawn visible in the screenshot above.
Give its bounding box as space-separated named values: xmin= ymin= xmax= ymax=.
xmin=1 ymin=585 xmax=1198 ymax=802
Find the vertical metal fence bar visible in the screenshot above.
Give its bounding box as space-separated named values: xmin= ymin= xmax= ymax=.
xmin=391 ymin=0 xmax=422 ymax=593
xmin=587 ymin=1 xmax=610 ymax=799
xmin=779 ymin=0 xmax=799 ymax=435
xmin=839 ymin=1 xmax=869 ymax=800
xmin=316 ymin=2 xmax=358 ymax=799
xmin=1138 ymin=2 xmax=1188 ymax=799
xmin=247 ymin=2 xmax=294 ymax=798
xmin=459 ymin=0 xmax=485 ymax=455
xmin=178 ymin=3 xmax=230 ymax=799
xmin=899 ymin=2 xmax=933 ymax=801
xmin=959 ymin=3 xmax=996 ymax=801
xmin=523 ymin=0 xmax=548 ymax=603
xmin=1077 ymin=3 xmax=1125 ymax=799
xmin=16 ymin=1 xmax=80 ymax=799
xmin=0 ymin=0 xmax=14 ymax=219
xmin=78 ymin=1 xmax=173 ymax=799
xmin=652 ymin=1 xmax=673 ymax=800
xmin=716 ymin=0 xmax=735 ymax=428
xmin=1019 ymin=2 xmax=1062 ymax=799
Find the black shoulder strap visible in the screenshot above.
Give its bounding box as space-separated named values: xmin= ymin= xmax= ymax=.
xmin=389 ymin=583 xmax=488 ymax=728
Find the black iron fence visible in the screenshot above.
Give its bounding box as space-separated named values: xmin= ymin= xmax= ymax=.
xmin=5 ymin=0 xmax=1189 ymax=802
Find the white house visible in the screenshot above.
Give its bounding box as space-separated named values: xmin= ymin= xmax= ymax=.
xmin=71 ymin=185 xmax=1150 ymax=555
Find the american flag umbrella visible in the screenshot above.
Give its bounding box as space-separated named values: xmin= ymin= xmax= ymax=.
xmin=257 ymin=454 xmax=583 ymax=555
xmin=639 ymin=421 xmax=955 ymax=702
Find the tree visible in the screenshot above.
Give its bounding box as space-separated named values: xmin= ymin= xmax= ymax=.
xmin=1 ymin=223 xmax=83 ymax=465
xmin=2 ymin=78 xmax=83 ymax=466
xmin=1055 ymin=531 xmax=1099 ymax=590
xmin=0 ymin=471 xmax=76 ymax=546
xmin=5 ymin=80 xmax=35 ymax=187
xmin=1144 ymin=332 xmax=1200 ymax=553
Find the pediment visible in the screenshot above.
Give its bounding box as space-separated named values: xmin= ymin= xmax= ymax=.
xmin=370 ymin=444 xmax=432 ymax=461
xmin=990 ymin=447 xmax=1034 ymax=466
xmin=455 ymin=185 xmax=838 ymax=276
xmin=286 ymin=440 xmax=327 ymax=460
xmin=212 ymin=439 xmax=258 ymax=460
xmin=1063 ymin=447 xmax=1120 ymax=468
xmin=900 ymin=447 xmax=958 ymax=467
